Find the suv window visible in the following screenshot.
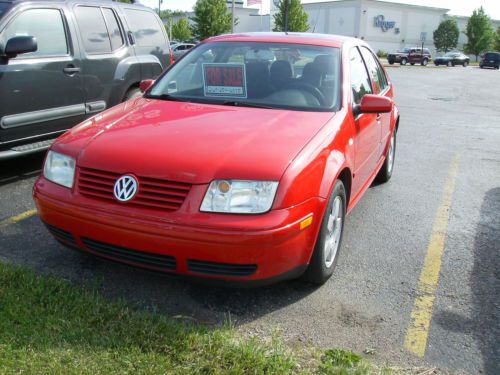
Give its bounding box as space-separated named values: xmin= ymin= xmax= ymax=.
xmin=2 ymin=8 xmax=67 ymax=57
xmin=0 ymin=3 xmax=10 ymax=18
xmin=124 ymin=9 xmax=165 ymax=47
xmin=485 ymin=53 xmax=499 ymax=60
xmin=102 ymin=8 xmax=123 ymax=51
xmin=75 ymin=6 xmax=114 ymax=54
xmin=360 ymin=47 xmax=387 ymax=93
xmin=350 ymin=47 xmax=372 ymax=104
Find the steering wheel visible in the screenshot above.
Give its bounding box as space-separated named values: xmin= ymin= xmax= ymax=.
xmin=283 ymin=81 xmax=326 ymax=106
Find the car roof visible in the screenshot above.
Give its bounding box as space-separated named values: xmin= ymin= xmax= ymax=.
xmin=204 ymin=32 xmax=355 ymax=48
xmin=5 ymin=0 xmax=149 ymax=7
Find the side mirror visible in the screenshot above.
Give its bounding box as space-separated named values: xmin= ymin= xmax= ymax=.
xmin=139 ymin=79 xmax=155 ymax=93
xmin=356 ymin=94 xmax=393 ymax=114
xmin=5 ymin=36 xmax=37 ymax=58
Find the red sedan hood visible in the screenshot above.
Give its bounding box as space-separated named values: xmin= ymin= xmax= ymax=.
xmin=58 ymin=99 xmax=334 ymax=184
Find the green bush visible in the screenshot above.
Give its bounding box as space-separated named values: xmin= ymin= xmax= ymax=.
xmin=377 ymin=50 xmax=388 ymax=58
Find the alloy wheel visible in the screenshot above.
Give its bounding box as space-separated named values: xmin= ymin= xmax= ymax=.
xmin=324 ymin=196 xmax=343 ymax=268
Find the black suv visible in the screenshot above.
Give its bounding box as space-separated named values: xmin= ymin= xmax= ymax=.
xmin=479 ymin=52 xmax=500 ymax=70
xmin=0 ymin=0 xmax=171 ymax=160
xmin=388 ymin=47 xmax=432 ymax=66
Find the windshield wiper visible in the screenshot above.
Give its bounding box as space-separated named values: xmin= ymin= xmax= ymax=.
xmin=145 ymin=94 xmax=189 ymax=102
xmin=221 ymin=101 xmax=274 ymax=109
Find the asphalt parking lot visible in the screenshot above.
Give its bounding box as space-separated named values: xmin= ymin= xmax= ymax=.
xmin=1 ymin=65 xmax=499 ymax=374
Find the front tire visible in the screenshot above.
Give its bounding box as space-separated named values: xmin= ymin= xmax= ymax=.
xmin=400 ymin=58 xmax=407 ymax=65
xmin=303 ymin=180 xmax=346 ymax=285
xmin=376 ymin=130 xmax=396 ymax=183
xmin=463 ymin=61 xmax=468 ymax=67
xmin=447 ymin=61 xmax=452 ymax=67
xmin=422 ymin=58 xmax=428 ymax=66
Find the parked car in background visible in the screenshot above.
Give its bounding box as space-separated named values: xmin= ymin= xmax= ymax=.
xmin=388 ymin=47 xmax=431 ymax=66
xmin=434 ymin=52 xmax=470 ymax=67
xmin=0 ymin=0 xmax=171 ymax=160
xmin=34 ymin=33 xmax=400 ymax=286
xmin=479 ymin=52 xmax=500 ymax=70
xmin=171 ymin=42 xmax=195 ymax=60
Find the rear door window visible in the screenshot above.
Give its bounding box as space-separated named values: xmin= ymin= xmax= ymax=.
xmin=102 ymin=8 xmax=123 ymax=51
xmin=75 ymin=6 xmax=111 ymax=54
xmin=2 ymin=8 xmax=68 ymax=57
xmin=123 ymin=9 xmax=165 ymax=47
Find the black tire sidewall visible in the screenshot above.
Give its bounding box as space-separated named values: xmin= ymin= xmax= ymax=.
xmin=303 ymin=180 xmax=346 ymax=284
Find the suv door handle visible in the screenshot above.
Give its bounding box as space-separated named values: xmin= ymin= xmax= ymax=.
xmin=376 ymin=114 xmax=382 ymax=121
xmin=127 ymin=31 xmax=136 ymax=45
xmin=63 ymin=65 xmax=81 ymax=75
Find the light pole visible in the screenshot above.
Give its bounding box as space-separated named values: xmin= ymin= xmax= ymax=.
xmin=231 ymin=0 xmax=235 ymax=33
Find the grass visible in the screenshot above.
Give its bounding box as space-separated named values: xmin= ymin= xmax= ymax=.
xmin=0 ymin=262 xmax=374 ymax=375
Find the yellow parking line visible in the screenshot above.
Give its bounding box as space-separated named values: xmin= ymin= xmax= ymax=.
xmin=0 ymin=209 xmax=38 ymax=229
xmin=404 ymin=154 xmax=460 ymax=357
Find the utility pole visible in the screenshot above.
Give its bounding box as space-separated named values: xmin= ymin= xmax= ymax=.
xmin=231 ymin=0 xmax=235 ymax=33
xmin=284 ymin=0 xmax=289 ymax=33
xmin=158 ymin=0 xmax=162 ymax=16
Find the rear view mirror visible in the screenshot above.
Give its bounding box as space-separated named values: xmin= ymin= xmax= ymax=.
xmin=139 ymin=79 xmax=155 ymax=93
xmin=5 ymin=36 xmax=37 ymax=58
xmin=357 ymin=94 xmax=393 ymax=114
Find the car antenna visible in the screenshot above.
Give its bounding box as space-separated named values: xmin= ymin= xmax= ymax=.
xmin=284 ymin=0 xmax=289 ymax=34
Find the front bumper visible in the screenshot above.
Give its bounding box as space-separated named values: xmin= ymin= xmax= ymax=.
xmin=34 ymin=177 xmax=325 ymax=285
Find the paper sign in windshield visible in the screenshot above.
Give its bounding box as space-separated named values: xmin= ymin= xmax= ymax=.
xmin=203 ymin=63 xmax=247 ymax=98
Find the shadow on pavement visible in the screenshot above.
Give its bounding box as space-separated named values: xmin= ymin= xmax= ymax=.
xmin=0 ymin=151 xmax=45 ymax=185
xmin=434 ymin=188 xmax=500 ymax=375
xmin=1 ymin=214 xmax=320 ymax=327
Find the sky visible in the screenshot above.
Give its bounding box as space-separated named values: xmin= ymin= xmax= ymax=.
xmin=138 ymin=0 xmax=500 ymax=20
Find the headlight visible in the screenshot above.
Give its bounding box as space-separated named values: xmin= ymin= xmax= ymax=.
xmin=200 ymin=180 xmax=278 ymax=214
xmin=43 ymin=151 xmax=76 ymax=188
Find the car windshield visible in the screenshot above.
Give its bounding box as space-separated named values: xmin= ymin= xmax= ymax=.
xmin=444 ymin=52 xmax=458 ymax=57
xmin=149 ymin=41 xmax=341 ymax=111
xmin=0 ymin=3 xmax=10 ymax=18
xmin=398 ymin=48 xmax=410 ymax=53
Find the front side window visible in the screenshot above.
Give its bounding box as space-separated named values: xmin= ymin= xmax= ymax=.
xmin=360 ymin=47 xmax=387 ymax=93
xmin=124 ymin=9 xmax=165 ymax=47
xmin=1 ymin=8 xmax=67 ymax=57
xmin=349 ymin=47 xmax=372 ymax=105
xmin=75 ymin=6 xmax=111 ymax=54
xmin=148 ymin=41 xmax=341 ymax=111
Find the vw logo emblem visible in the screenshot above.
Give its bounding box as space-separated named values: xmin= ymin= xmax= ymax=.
xmin=114 ymin=175 xmax=138 ymax=202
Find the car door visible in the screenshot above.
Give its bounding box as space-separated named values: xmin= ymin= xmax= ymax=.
xmin=0 ymin=6 xmax=85 ymax=145
xmin=72 ymin=5 xmax=134 ymax=109
xmin=360 ymin=47 xmax=391 ymax=158
xmin=349 ymin=47 xmax=380 ymax=193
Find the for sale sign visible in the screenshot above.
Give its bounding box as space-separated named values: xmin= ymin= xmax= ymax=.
xmin=202 ymin=63 xmax=247 ymax=98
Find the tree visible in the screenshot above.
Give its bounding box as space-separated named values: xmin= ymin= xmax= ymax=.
xmin=464 ymin=7 xmax=494 ymax=61
xmin=170 ymin=18 xmax=192 ymax=42
xmin=273 ymin=0 xmax=309 ymax=32
xmin=495 ymin=26 xmax=500 ymax=51
xmin=433 ymin=19 xmax=459 ymax=53
xmin=191 ymin=0 xmax=233 ymax=40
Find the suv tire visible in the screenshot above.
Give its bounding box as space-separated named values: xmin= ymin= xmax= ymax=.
xmin=421 ymin=58 xmax=428 ymax=66
xmin=447 ymin=61 xmax=452 ymax=67
xmin=123 ymin=87 xmax=142 ymax=102
xmin=400 ymin=58 xmax=407 ymax=65
xmin=463 ymin=61 xmax=468 ymax=67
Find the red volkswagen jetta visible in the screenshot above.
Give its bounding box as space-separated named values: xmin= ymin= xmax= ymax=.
xmin=34 ymin=33 xmax=399 ymax=286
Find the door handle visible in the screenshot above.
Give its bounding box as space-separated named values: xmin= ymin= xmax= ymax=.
xmin=63 ymin=65 xmax=81 ymax=75
xmin=127 ymin=31 xmax=136 ymax=45
xmin=376 ymin=114 xmax=382 ymax=121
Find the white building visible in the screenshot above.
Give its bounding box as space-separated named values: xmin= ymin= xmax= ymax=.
xmin=303 ymin=0 xmax=500 ymax=55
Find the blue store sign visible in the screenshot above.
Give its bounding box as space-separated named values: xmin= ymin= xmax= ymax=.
xmin=374 ymin=15 xmax=396 ymax=32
